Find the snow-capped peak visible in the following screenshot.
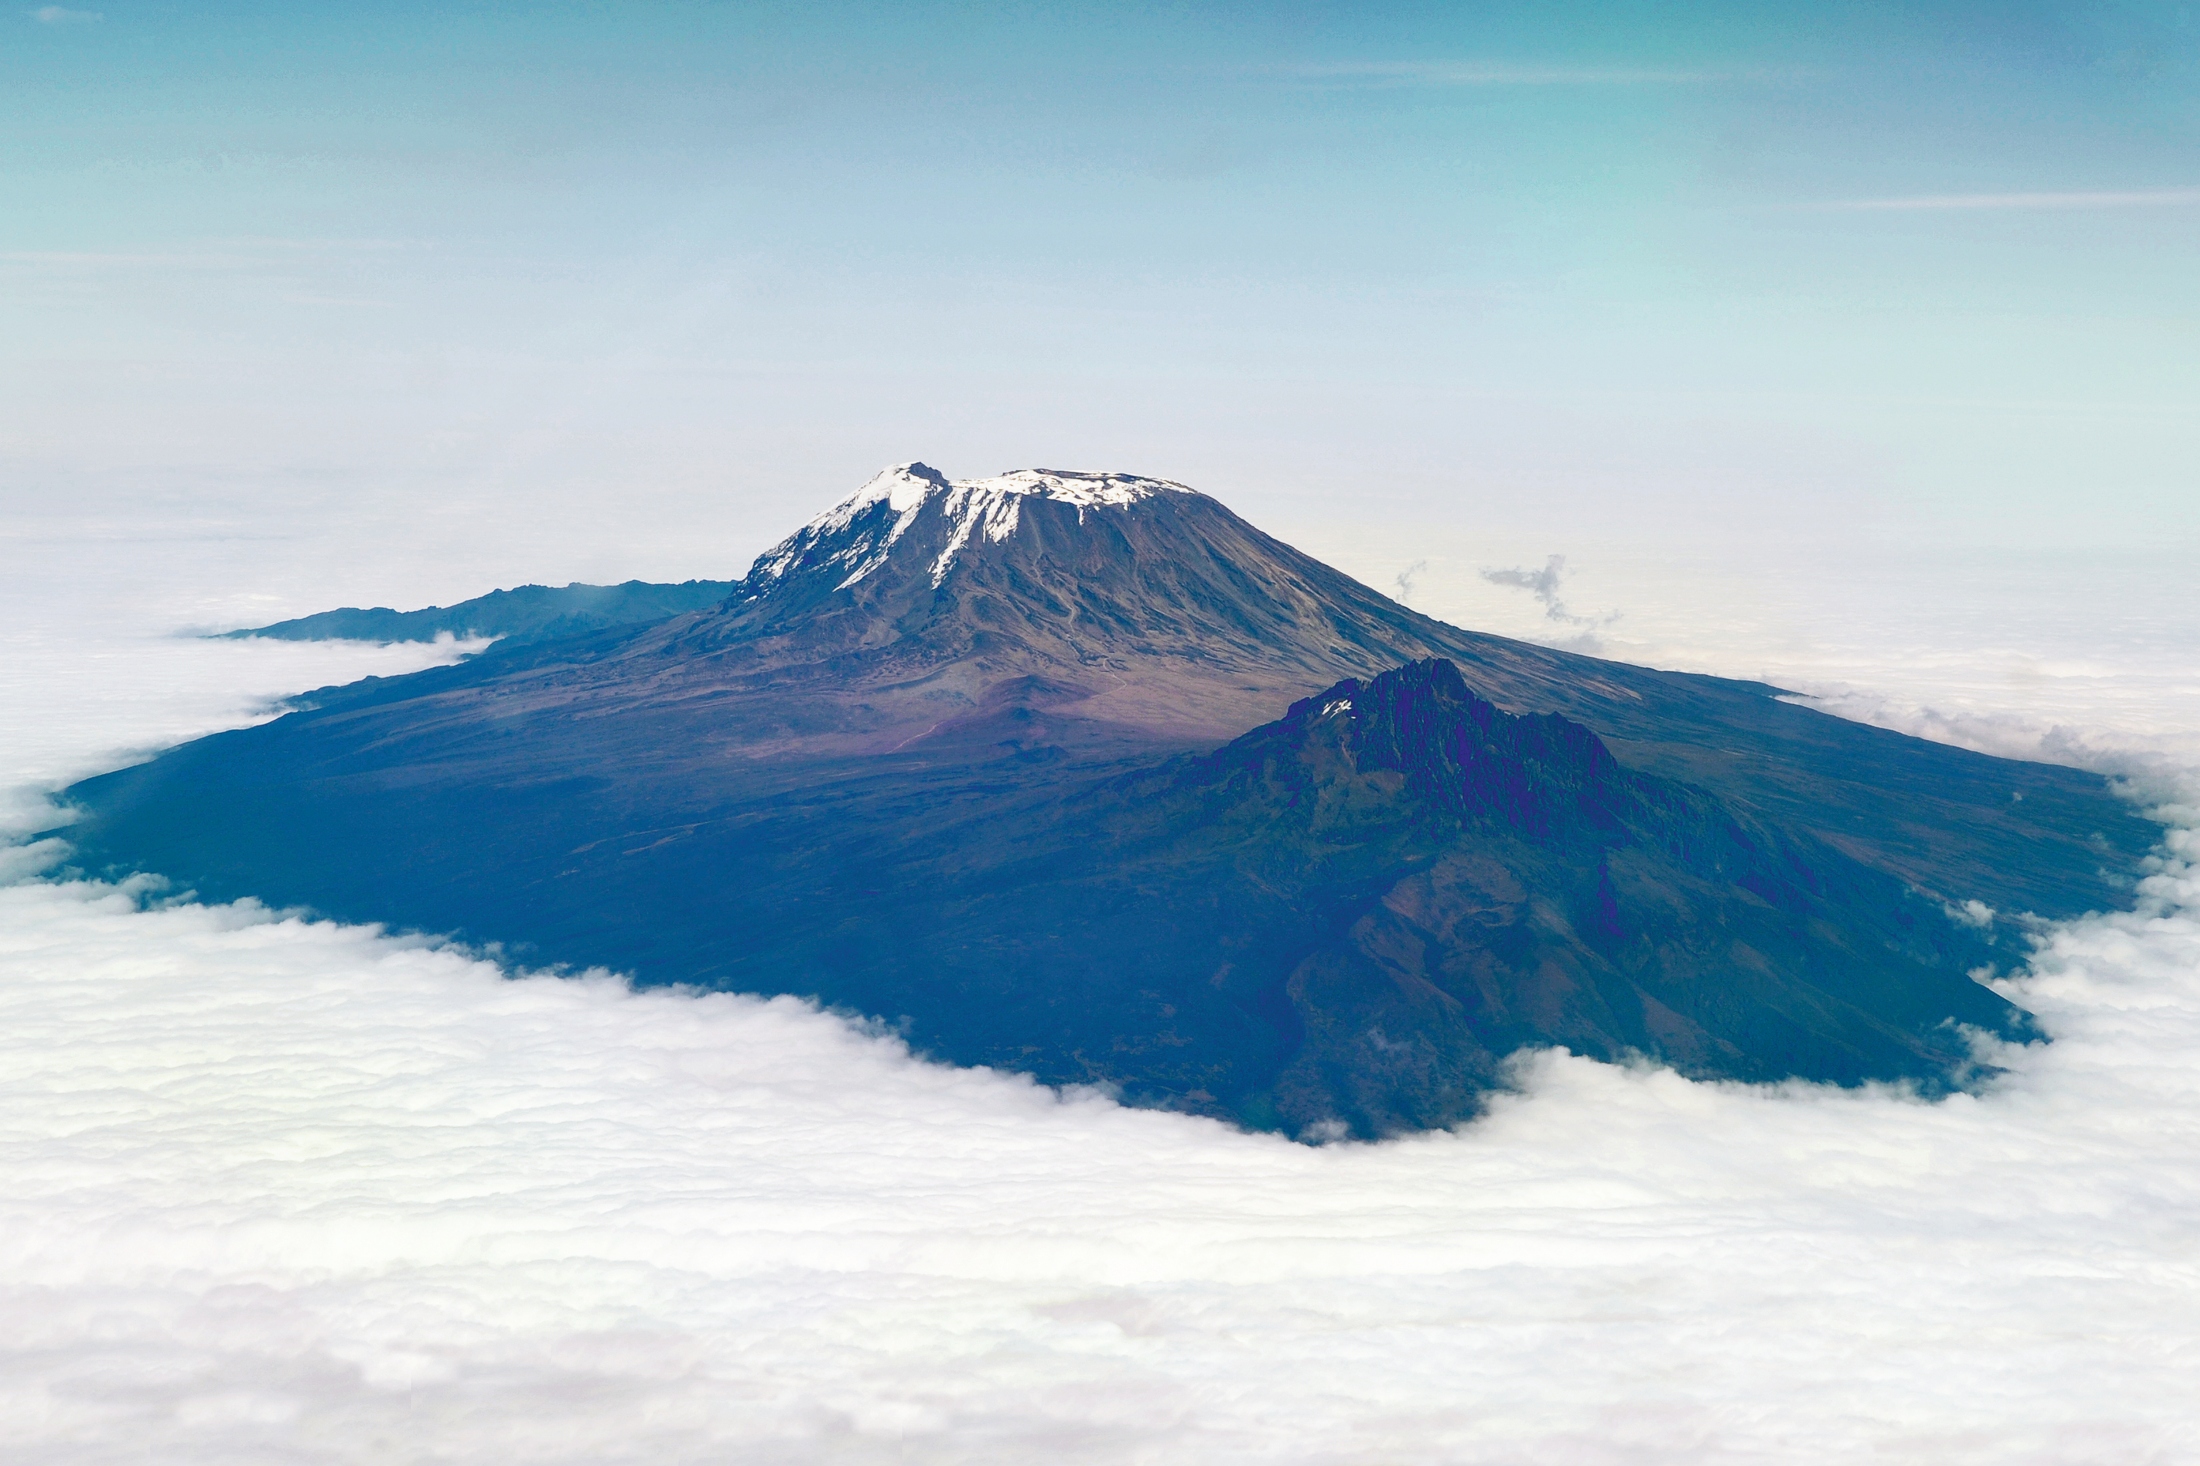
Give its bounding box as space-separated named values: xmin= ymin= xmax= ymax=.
xmin=804 ymin=461 xmax=951 ymax=538
xmin=925 ymin=470 xmax=1190 ymax=585
xmin=745 ymin=462 xmax=1193 ymax=592
xmin=955 ymin=468 xmax=1189 ymax=509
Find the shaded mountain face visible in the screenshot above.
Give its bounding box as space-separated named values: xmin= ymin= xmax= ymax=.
xmin=1184 ymin=662 xmax=2020 ymax=1130
xmin=58 ymin=464 xmax=2153 ymax=1136
xmin=645 ymin=657 xmax=2016 ymax=1135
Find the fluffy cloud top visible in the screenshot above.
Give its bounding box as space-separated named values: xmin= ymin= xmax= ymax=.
xmin=6 ymin=832 xmax=2199 ymax=1461
xmin=6 ymin=535 xmax=2200 ymax=1462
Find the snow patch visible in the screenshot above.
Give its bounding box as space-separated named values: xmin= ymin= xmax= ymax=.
xmin=744 ymin=463 xmax=1193 ymax=592
xmin=960 ymin=468 xmax=1189 ymax=512
xmin=927 ymin=469 xmax=1187 ymax=585
xmin=746 ymin=463 xmax=948 ymax=588
xmin=812 ymin=462 xmax=950 ymax=536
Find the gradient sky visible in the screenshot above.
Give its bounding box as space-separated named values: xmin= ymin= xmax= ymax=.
xmin=4 ymin=1 xmax=2196 ymax=595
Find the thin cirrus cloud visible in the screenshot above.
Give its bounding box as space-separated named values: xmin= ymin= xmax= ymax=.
xmin=1 ymin=239 xmax=422 ymax=269
xmin=1277 ymin=60 xmax=1732 ymax=86
xmin=29 ymin=5 xmax=102 ymax=22
xmin=1818 ymin=187 xmax=2200 ymax=210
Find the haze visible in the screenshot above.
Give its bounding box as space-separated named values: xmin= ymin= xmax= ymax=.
xmin=6 ymin=0 xmax=2196 ymax=616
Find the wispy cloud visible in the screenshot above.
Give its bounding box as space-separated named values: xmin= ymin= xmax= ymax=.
xmin=1281 ymin=61 xmax=1729 ymax=87
xmin=1820 ymin=188 xmax=2200 ymax=212
xmin=29 ymin=5 xmax=102 ymax=22
xmin=1481 ymin=553 xmax=1621 ymax=650
xmin=1481 ymin=553 xmax=1616 ymax=626
xmin=0 ymin=251 xmax=252 ymax=268
xmin=0 ymin=239 xmax=424 ymax=271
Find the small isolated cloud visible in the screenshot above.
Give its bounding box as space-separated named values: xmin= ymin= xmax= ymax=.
xmin=1391 ymin=559 xmax=1428 ymax=606
xmin=1481 ymin=553 xmax=1620 ymax=631
xmin=1819 ymin=188 xmax=2200 ymax=212
xmin=30 ymin=5 xmax=102 ymax=22
xmin=1945 ymin=897 xmax=1997 ymax=931
xmin=1482 ymin=553 xmax=1567 ymax=611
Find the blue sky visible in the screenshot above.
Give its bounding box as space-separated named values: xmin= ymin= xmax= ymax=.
xmin=4 ymin=1 xmax=2195 ymax=584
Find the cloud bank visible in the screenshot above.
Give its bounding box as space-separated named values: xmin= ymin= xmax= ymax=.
xmin=6 ymin=540 xmax=2200 ymax=1462
xmin=6 ymin=824 xmax=2199 ymax=1461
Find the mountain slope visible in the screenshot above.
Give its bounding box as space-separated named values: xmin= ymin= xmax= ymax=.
xmin=56 ymin=463 xmax=2153 ymax=1134
xmin=637 ymin=658 xmax=2020 ymax=1134
xmin=192 ymin=462 xmax=2143 ymax=914
xmin=221 ymin=578 xmax=737 ymax=649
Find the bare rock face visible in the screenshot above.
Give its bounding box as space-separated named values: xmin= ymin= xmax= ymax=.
xmin=60 ymin=463 xmax=2156 ymax=1137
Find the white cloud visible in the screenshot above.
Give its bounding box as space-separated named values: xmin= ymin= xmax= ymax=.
xmin=29 ymin=5 xmax=101 ymax=23
xmin=1479 ymin=553 xmax=1622 ymax=651
xmin=1818 ymin=188 xmax=2200 ymax=211
xmin=5 ymin=826 xmax=2199 ymax=1461
xmin=1283 ymin=61 xmax=1728 ymax=86
xmin=6 ymin=517 xmax=2200 ymax=1461
xmin=0 ymin=239 xmax=421 ymax=272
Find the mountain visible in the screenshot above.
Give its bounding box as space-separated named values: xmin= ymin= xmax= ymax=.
xmin=220 ymin=578 xmax=737 ymax=648
xmin=611 ymin=656 xmax=2019 ymax=1134
xmin=57 ymin=464 xmax=2155 ymax=1136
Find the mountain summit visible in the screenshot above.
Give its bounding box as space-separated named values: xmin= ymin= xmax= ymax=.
xmin=59 ymin=463 xmax=2156 ymax=1136
xmin=645 ymin=459 xmax=1552 ymax=747
xmin=749 ymin=462 xmax=1191 ymax=594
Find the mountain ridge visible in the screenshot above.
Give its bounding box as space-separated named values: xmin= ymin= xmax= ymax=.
xmin=251 ymin=459 xmax=2136 ymax=916
xmin=55 ymin=462 xmax=2157 ymax=1136
xmin=220 ymin=578 xmax=737 ymax=649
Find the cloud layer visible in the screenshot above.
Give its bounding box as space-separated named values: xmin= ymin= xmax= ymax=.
xmin=6 ymin=536 xmax=2200 ymax=1462
xmin=7 ymin=828 xmax=2199 ymax=1462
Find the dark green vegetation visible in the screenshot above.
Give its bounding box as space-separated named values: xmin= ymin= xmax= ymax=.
xmin=221 ymin=578 xmax=736 ymax=649
xmin=64 ymin=466 xmax=2155 ymax=1137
